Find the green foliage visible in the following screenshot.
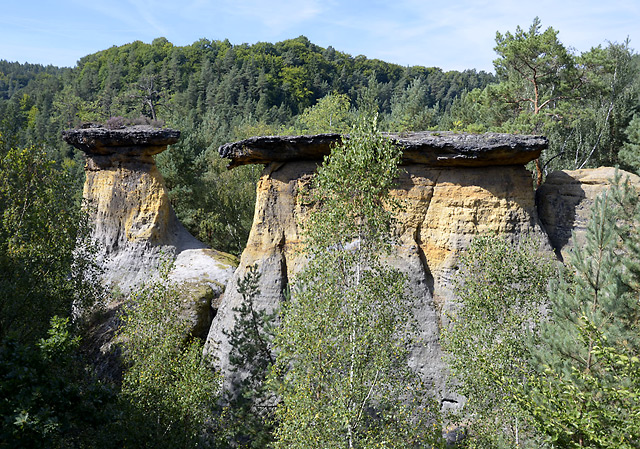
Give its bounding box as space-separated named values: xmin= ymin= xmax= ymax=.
xmin=155 ymin=113 xmax=262 ymax=256
xmin=388 ymin=77 xmax=438 ymax=131
xmin=117 ymin=263 xmax=222 ymax=448
xmin=1 ymin=37 xmax=494 ymax=154
xmin=493 ymin=17 xmax=581 ymax=118
xmin=0 ymin=145 xmax=102 ymax=342
xmin=0 ymin=316 xmax=119 ymax=449
xmin=448 ymin=174 xmax=640 ymax=448
xmin=517 ymin=174 xmax=640 ymax=448
xmin=444 ymin=20 xmax=640 ymax=178
xmin=296 ymin=93 xmax=352 ymax=133
xmin=545 ymin=41 xmax=640 ymax=171
xmin=443 ymin=236 xmax=556 ymax=448
xmin=619 ymin=113 xmax=640 ymax=172
xmin=2 ymin=38 xmax=494 ymax=256
xmin=271 ymin=119 xmax=442 ymax=448
xmin=220 ymin=264 xmax=278 ymax=448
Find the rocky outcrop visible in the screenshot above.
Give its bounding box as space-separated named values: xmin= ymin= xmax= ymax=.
xmin=220 ymin=131 xmax=548 ymax=168
xmin=205 ymin=132 xmax=551 ymax=407
xmin=67 ymin=125 xmax=637 ymax=409
xmin=63 ymin=125 xmax=237 ymax=337
xmin=537 ymin=167 xmax=640 ymax=261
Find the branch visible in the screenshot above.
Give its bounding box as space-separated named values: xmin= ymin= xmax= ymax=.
xmin=356 ymin=369 xmax=380 ymax=424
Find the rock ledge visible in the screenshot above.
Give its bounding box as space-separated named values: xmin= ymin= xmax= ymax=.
xmin=219 ymin=131 xmax=547 ymax=169
xmin=62 ymin=125 xmax=180 ymax=167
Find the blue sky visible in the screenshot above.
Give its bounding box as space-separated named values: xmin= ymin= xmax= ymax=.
xmin=1 ymin=0 xmax=638 ymax=72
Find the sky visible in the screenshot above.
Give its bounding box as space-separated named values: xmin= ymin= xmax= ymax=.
xmin=1 ymin=0 xmax=639 ymax=73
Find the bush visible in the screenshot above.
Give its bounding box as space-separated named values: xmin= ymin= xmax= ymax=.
xmin=0 ymin=317 xmax=119 ymax=449
xmin=117 ymin=263 xmax=222 ymax=448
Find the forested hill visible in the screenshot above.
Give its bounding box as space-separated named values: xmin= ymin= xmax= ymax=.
xmin=0 ymin=35 xmax=494 ymax=155
xmin=3 ymin=23 xmax=640 ymax=448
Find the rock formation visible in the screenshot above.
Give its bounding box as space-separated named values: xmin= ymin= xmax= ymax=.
xmin=65 ymin=124 xmax=640 ymax=408
xmin=219 ymin=131 xmax=548 ymax=168
xmin=63 ymin=125 xmax=237 ymax=338
xmin=537 ymin=166 xmax=640 ymax=261
xmin=205 ymin=131 xmax=551 ymax=407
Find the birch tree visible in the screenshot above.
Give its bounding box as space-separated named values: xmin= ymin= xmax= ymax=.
xmin=271 ymin=119 xmax=442 ymax=449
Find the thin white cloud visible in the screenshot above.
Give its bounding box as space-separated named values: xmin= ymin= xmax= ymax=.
xmin=1 ymin=0 xmax=638 ymax=70
xmin=126 ymin=0 xmax=170 ymax=36
xmin=66 ymin=0 xmax=141 ymax=32
xmin=175 ymin=0 xmax=324 ymax=35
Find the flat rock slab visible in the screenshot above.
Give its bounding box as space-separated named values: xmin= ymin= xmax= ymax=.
xmin=62 ymin=125 xmax=180 ymax=157
xmin=219 ymin=131 xmax=547 ymax=169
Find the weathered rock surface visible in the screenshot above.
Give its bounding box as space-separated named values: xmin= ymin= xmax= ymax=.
xmin=63 ymin=125 xmax=237 ymax=336
xmin=205 ymin=132 xmax=551 ymax=406
xmin=219 ymin=132 xmax=547 ymax=168
xmin=537 ymin=166 xmax=640 ymax=261
xmin=63 ymin=125 xmax=181 ymax=168
xmin=67 ymin=126 xmax=636 ymax=413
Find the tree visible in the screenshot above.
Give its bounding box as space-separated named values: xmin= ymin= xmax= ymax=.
xmin=493 ymin=17 xmax=582 ymax=118
xmin=155 ymin=111 xmax=262 ymax=257
xmin=619 ymin=113 xmax=640 ymax=172
xmin=117 ymin=261 xmax=222 ymax=449
xmin=545 ymin=41 xmax=640 ymax=171
xmin=493 ymin=17 xmax=584 ymax=184
xmin=518 ymin=174 xmax=640 ymax=448
xmin=388 ymin=77 xmax=438 ymax=132
xmin=0 ymin=145 xmax=102 ymax=342
xmin=270 ymin=119 xmax=442 ymax=448
xmin=296 ymin=92 xmax=352 ymax=133
xmin=442 ymin=236 xmax=556 ymax=448
xmin=444 ymin=20 xmax=639 ymax=179
xmin=447 ymin=174 xmax=640 ymax=448
xmin=127 ymin=74 xmax=166 ymax=122
xmin=0 ymin=316 xmax=120 ymax=449
xmin=220 ymin=264 xmax=278 ymax=448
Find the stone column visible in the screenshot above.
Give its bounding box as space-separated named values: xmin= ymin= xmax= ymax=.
xmin=62 ymin=125 xmax=236 ymax=309
xmin=205 ymin=131 xmax=552 ymax=408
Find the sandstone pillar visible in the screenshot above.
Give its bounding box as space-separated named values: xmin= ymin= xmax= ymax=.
xmin=205 ymin=131 xmax=551 ymax=408
xmin=62 ymin=124 xmax=236 ymax=306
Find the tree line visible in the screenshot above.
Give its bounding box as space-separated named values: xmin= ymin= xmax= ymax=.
xmin=2 ymin=26 xmax=639 ymax=255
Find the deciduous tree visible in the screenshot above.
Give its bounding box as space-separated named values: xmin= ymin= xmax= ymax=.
xmin=442 ymin=236 xmax=555 ymax=448
xmin=271 ymin=119 xmax=442 ymax=449
xmin=117 ymin=262 xmax=222 ymax=448
xmin=0 ymin=145 xmax=101 ymax=342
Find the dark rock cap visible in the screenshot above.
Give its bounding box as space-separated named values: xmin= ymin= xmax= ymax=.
xmin=62 ymin=125 xmax=180 ymax=156
xmin=219 ymin=131 xmax=547 ymax=169
xmin=62 ymin=125 xmax=180 ymax=169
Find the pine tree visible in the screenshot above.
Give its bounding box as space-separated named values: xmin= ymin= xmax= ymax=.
xmin=221 ymin=264 xmax=278 ymax=448
xmin=518 ymin=173 xmax=640 ymax=448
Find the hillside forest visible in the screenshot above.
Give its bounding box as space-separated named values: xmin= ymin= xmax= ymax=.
xmin=1 ymin=18 xmax=640 ymax=448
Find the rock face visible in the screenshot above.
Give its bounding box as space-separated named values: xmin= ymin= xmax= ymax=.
xmin=205 ymin=132 xmax=551 ymax=406
xmin=63 ymin=125 xmax=237 ymax=336
xmin=537 ymin=167 xmax=640 ymax=261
